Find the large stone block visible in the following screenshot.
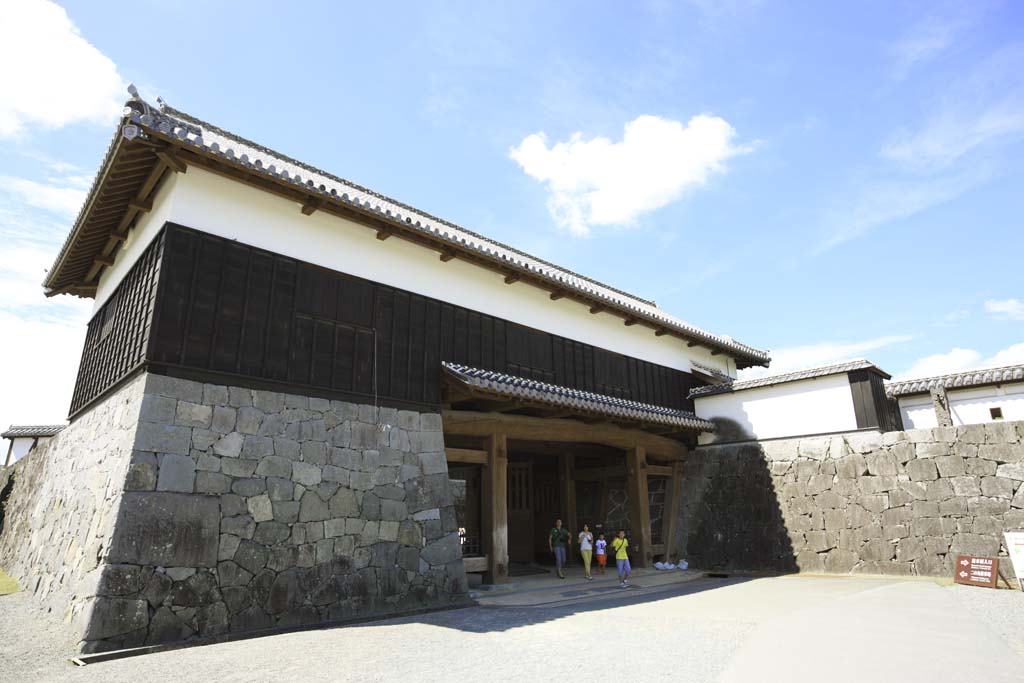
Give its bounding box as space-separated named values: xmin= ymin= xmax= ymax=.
xmin=109 ymin=493 xmax=219 ymax=567
xmin=980 ymin=443 xmax=1023 ymax=464
xmin=135 ymin=422 xmax=192 ymax=456
xmin=157 ymin=453 xmax=196 ymax=493
xmin=82 ymin=597 xmax=149 ymax=641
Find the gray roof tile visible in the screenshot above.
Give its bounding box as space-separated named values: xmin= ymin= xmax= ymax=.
xmin=2 ymin=425 xmax=65 ymax=439
xmin=444 ymin=362 xmax=715 ymax=431
xmin=690 ymin=359 xmax=890 ymax=398
xmin=886 ymin=363 xmax=1024 ymax=397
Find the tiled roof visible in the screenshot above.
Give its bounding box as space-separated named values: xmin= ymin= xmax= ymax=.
xmin=44 ymin=93 xmax=769 ymax=368
xmin=886 ymin=363 xmax=1024 ymax=398
xmin=443 ymin=362 xmax=716 ymax=432
xmin=2 ymin=425 xmax=65 ymax=439
xmin=689 ymin=359 xmax=890 ymax=398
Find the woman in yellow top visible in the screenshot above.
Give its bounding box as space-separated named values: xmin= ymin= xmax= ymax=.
xmin=612 ymin=529 xmax=631 ymax=587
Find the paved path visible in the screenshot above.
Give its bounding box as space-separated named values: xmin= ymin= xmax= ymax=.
xmin=1 ymin=575 xmax=1021 ymax=682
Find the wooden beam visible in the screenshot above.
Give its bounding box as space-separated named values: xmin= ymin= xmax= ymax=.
xmin=110 ymin=230 xmax=128 ymax=243
xmin=646 ymin=464 xmax=673 ymax=478
xmin=661 ymin=459 xmax=684 ymax=562
xmin=624 ymin=318 xmax=638 ymax=326
xmin=559 ymin=453 xmax=578 ymax=539
xmin=483 ymin=433 xmax=509 ymax=583
xmin=155 ymin=150 xmax=186 ymax=174
xmin=93 ymin=255 xmax=115 ymax=267
xmin=83 ymin=159 xmax=171 ymax=285
xmin=127 ymin=197 xmax=153 ymax=213
xmin=72 ymin=284 xmax=97 ymax=297
xmin=445 ymin=447 xmax=488 ymax=465
xmin=549 ymin=290 xmax=566 ymax=301
xmin=300 ymin=199 xmax=320 ymax=215
xmin=439 ymin=250 xmax=456 ymax=262
xmin=442 ymin=410 xmax=688 ymax=460
xmin=503 ymin=273 xmax=520 ymax=284
xmin=687 ymin=341 xmax=699 ymax=348
xmin=711 ymin=349 xmax=722 ymax=356
xmin=655 ymin=329 xmax=668 ymax=337
xmin=589 ymin=305 xmax=604 ymax=314
xmin=626 ymin=445 xmax=652 ymax=569
xmin=376 ymin=229 xmax=392 ymax=241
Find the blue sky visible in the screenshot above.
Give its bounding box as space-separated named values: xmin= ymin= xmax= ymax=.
xmin=0 ymin=0 xmax=1022 ymax=428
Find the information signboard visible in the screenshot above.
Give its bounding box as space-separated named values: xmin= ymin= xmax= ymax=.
xmin=953 ymin=555 xmax=998 ymax=588
xmin=1004 ymin=531 xmax=1024 ymax=591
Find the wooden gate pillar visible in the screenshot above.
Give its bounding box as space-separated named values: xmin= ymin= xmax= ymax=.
xmin=661 ymin=458 xmax=684 ymax=562
xmin=482 ymin=433 xmax=509 ymax=582
xmin=559 ymin=453 xmax=578 ymax=546
xmin=626 ymin=445 xmax=652 ymax=568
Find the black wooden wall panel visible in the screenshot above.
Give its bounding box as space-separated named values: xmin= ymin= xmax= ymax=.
xmin=144 ymin=224 xmax=700 ymax=411
xmin=69 ymin=230 xmax=164 ymax=416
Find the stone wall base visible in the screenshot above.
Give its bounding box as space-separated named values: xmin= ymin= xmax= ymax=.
xmin=678 ymin=422 xmax=1024 ymax=578
xmin=0 ymin=373 xmax=468 ymax=653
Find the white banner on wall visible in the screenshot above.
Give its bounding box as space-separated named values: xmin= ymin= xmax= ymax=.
xmin=1004 ymin=531 xmax=1024 ymax=591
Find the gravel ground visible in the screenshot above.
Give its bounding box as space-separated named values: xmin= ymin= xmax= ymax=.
xmin=947 ymin=583 xmax=1024 ymax=656
xmin=1 ymin=576 xmax=1020 ymax=683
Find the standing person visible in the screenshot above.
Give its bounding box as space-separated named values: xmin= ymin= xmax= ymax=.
xmin=578 ymin=524 xmax=594 ymax=580
xmin=612 ymin=529 xmax=631 ymax=587
xmin=595 ymin=533 xmax=607 ymax=575
xmin=548 ymin=518 xmax=571 ymax=579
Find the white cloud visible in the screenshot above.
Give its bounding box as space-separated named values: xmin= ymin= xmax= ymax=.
xmin=0 ymin=0 xmax=124 ymax=138
xmin=888 ymin=3 xmax=990 ymax=79
xmin=738 ymin=335 xmax=913 ymax=380
xmin=510 ymin=114 xmax=748 ymax=235
xmin=881 ymin=46 xmax=1024 ymax=170
xmin=0 ymin=175 xmax=87 ymax=216
xmin=984 ymin=298 xmax=1024 ymax=321
xmin=895 ymin=342 xmax=1024 ymax=380
xmin=813 ymin=169 xmax=984 ymax=254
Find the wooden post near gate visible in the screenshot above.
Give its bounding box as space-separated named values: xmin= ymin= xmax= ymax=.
xmin=661 ymin=459 xmax=684 ymax=563
xmin=482 ymin=433 xmax=509 ymax=583
xmin=559 ymin=453 xmax=578 ymax=552
xmin=626 ymin=445 xmax=652 ymax=568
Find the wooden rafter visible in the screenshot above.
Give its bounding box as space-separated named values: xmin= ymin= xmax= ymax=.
xmin=503 ymin=273 xmax=520 ymax=284
xmin=155 ymin=150 xmax=186 ymax=174
xmin=439 ymin=250 xmax=456 ymax=262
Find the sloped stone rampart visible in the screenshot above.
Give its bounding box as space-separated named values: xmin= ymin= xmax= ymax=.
xmin=0 ymin=374 xmax=146 ymax=631
xmin=0 ymin=373 xmax=468 ymax=653
xmin=680 ymin=422 xmax=1024 ymax=578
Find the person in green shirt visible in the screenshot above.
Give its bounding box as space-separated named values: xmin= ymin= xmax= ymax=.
xmin=548 ymin=518 xmax=571 ymax=578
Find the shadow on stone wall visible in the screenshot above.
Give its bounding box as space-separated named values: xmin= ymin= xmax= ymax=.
xmin=678 ymin=421 xmax=1024 ymax=578
xmin=679 ymin=419 xmax=797 ymax=572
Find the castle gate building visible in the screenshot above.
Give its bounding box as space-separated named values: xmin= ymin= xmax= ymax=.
xmin=1 ymin=94 xmax=769 ymax=651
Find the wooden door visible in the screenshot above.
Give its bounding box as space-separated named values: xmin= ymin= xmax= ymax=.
xmin=507 ymin=461 xmax=533 ymax=562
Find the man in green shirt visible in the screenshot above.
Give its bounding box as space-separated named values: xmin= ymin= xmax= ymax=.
xmin=548 ymin=518 xmax=571 ymax=578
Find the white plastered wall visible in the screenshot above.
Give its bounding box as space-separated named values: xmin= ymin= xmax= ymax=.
xmin=95 ymin=166 xmax=740 ymax=379
xmin=4 ymin=437 xmax=35 ymax=466
xmin=898 ymin=383 xmax=1024 ymax=429
xmin=694 ymin=373 xmax=859 ymax=443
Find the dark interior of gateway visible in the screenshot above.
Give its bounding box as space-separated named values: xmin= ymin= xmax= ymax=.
xmin=446 ymin=436 xmax=674 ymax=574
